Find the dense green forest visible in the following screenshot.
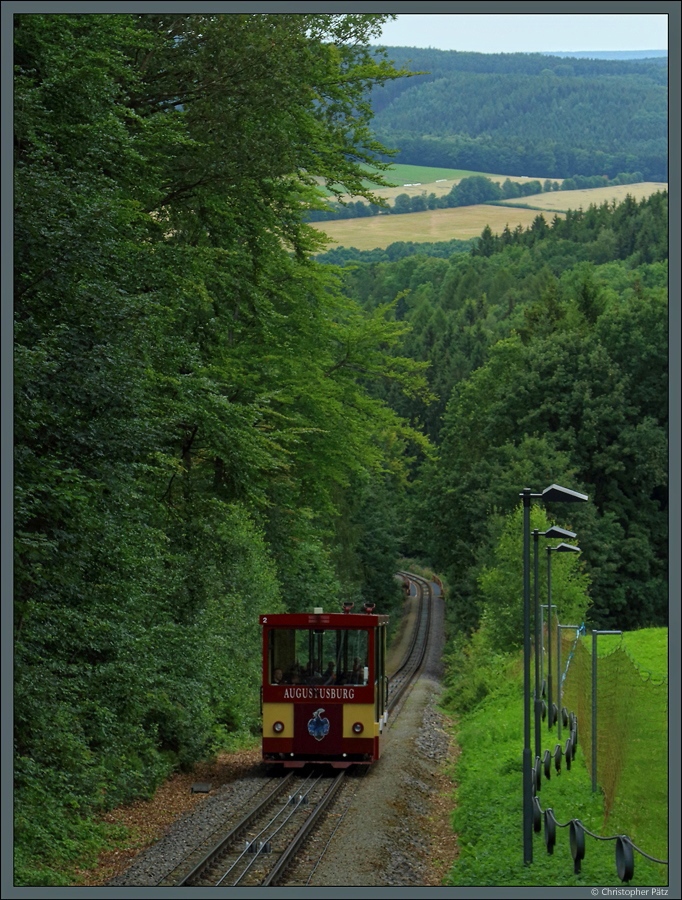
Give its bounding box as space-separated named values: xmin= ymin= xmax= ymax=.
xmin=334 ymin=192 xmax=668 ymax=635
xmin=13 ymin=13 xmax=668 ymax=886
xmin=369 ymin=47 xmax=667 ymax=180
xmin=13 ymin=13 xmax=425 ymax=884
xmin=317 ymin=237 xmax=474 ymax=265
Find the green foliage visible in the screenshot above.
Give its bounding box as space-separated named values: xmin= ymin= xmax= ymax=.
xmin=267 ymin=504 xmax=342 ymax=615
xmin=441 ymin=629 xmax=513 ymax=715
xmin=14 ymin=12 xmax=424 ymax=884
xmin=370 ymin=47 xmax=667 ymax=180
xmin=471 ymin=192 xmax=668 ymax=263
xmin=353 ymin=472 xmax=407 ymax=619
xmin=336 ymin=191 xmax=667 ymax=639
xmin=478 ymin=506 xmax=590 ymax=654
xmin=440 ymin=632 xmax=668 ymax=886
xmin=316 ymin=237 xmax=473 ymax=265
xmin=446 ymin=175 xmax=502 ymax=206
xmin=14 ymin=783 xmax=129 ymax=886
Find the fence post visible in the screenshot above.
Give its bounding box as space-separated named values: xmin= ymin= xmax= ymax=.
xmin=556 ymin=624 xmax=580 ymax=744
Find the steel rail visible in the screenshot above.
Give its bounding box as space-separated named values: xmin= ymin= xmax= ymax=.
xmin=389 ymin=576 xmax=430 ymax=703
xmin=166 ymin=573 xmax=435 ymax=888
xmin=219 ymin=773 xmax=326 ymax=886
xmin=387 ymin=572 xmax=433 ymax=714
xmin=393 ymin=571 xmax=426 ymax=680
xmin=261 ymin=769 xmax=347 ymax=886
xmin=174 ymin=771 xmax=295 ymax=886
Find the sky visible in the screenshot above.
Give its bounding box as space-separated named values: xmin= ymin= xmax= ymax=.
xmin=368 ymin=14 xmax=668 ymax=54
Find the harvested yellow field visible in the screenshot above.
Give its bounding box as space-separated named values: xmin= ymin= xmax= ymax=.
xmin=499 ymin=182 xmax=667 ymax=212
xmin=311 ymin=204 xmax=562 ymax=251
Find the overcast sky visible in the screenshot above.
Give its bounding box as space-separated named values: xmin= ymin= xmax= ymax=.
xmin=368 ymin=14 xmax=668 ymax=54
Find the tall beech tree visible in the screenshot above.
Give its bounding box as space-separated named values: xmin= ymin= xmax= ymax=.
xmin=14 ymin=13 xmax=429 ymax=884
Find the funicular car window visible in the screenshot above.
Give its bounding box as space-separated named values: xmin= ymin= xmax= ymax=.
xmin=269 ymin=628 xmax=369 ymax=685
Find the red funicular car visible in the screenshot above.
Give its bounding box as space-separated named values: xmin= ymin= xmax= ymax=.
xmin=260 ymin=604 xmax=389 ymax=767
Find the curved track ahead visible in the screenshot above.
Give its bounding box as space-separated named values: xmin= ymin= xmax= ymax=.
xmin=388 ymin=571 xmax=433 ymax=713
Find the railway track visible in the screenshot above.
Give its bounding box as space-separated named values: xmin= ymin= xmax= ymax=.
xmin=390 ymin=571 xmax=433 ymax=713
xmin=158 ymin=572 xmax=436 ymax=887
xmin=156 ymin=769 xmax=346 ymax=887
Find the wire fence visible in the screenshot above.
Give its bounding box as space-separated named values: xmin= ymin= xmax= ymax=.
xmin=528 ymin=623 xmax=669 ymax=883
xmin=558 ymin=628 xmax=667 ymax=834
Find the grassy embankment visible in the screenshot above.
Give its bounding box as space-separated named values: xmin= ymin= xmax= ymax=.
xmin=604 ymin=629 xmax=668 ymax=861
xmin=443 ymin=628 xmax=668 ymax=888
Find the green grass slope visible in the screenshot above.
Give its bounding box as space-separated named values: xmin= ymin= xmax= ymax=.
xmin=444 ymin=629 xmax=668 ymax=887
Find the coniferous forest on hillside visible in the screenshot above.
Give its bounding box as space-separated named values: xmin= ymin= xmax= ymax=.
xmin=369 ymin=47 xmax=667 ymax=181
xmin=13 ymin=13 xmax=668 ymax=885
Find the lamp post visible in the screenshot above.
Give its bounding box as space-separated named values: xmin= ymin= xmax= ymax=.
xmin=521 ymin=484 xmax=587 ymax=866
xmin=540 ymin=601 xmax=557 ymax=723
xmin=546 ymin=543 xmax=581 ymax=730
xmin=532 ymin=526 xmax=576 ymax=758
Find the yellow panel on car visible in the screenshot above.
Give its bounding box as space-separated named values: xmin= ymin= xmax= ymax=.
xmin=263 ymin=703 xmax=294 ymax=737
xmin=342 ymin=704 xmax=376 ymax=739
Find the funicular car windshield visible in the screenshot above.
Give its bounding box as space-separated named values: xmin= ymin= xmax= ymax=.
xmin=267 ymin=627 xmax=369 ymax=686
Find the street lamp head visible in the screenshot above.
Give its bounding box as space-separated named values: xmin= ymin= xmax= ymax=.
xmin=541 ymin=484 xmax=589 ymax=503
xmin=542 ymin=526 xmax=577 ymax=540
xmin=549 ymin=542 xmax=582 ymax=553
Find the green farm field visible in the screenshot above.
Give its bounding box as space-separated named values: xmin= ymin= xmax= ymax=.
xmin=310 ymin=204 xmax=563 ymax=251
xmin=329 ymin=163 xmax=562 ymax=203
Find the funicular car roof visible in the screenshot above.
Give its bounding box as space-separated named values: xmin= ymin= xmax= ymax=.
xmin=260 ymin=612 xmax=389 ymax=628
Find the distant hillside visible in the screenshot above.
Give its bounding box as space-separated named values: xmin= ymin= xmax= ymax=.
xmin=542 ymin=50 xmax=667 ymax=60
xmin=371 ymin=48 xmax=667 ymax=181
